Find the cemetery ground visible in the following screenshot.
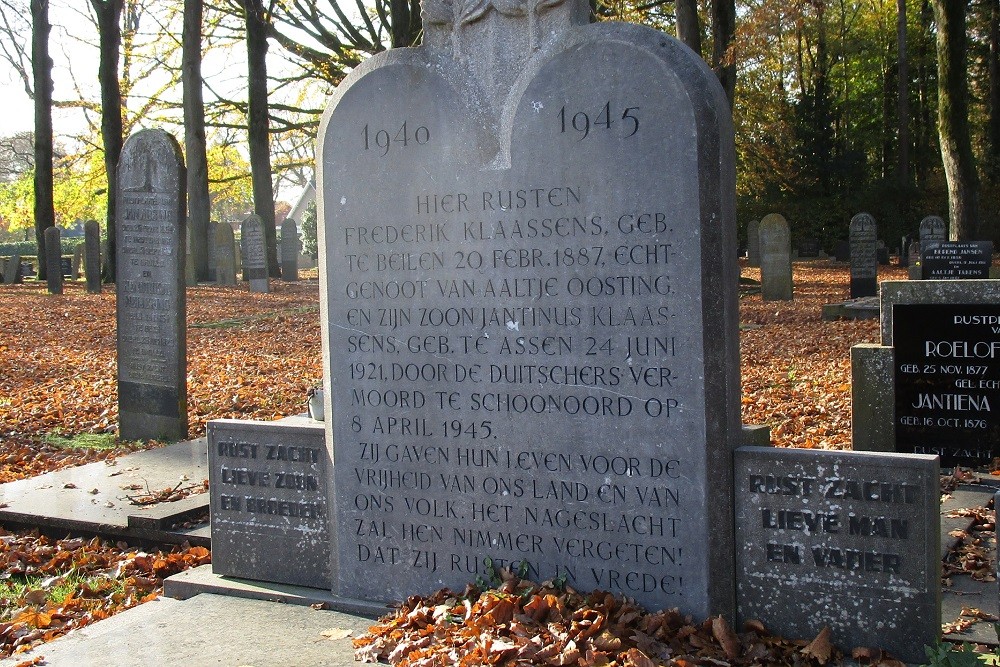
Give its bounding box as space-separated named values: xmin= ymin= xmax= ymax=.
xmin=0 ymin=264 xmax=996 ymax=664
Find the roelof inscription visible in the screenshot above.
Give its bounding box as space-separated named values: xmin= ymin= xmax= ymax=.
xmin=319 ymin=9 xmax=740 ymax=619
xmin=894 ymin=304 xmax=1000 ymax=467
xmin=115 ymin=129 xmax=187 ymax=442
xmin=735 ymin=446 xmax=939 ymax=664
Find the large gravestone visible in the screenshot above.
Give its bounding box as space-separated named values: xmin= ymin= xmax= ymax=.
xmin=758 ymin=213 xmax=792 ymax=301
xmin=208 ymin=418 xmax=331 ymax=589
xmin=849 ymin=213 xmax=877 ymax=298
xmin=116 ymin=129 xmax=188 ymax=442
xmin=241 ymin=215 xmax=269 ymax=293
xmin=746 ymin=219 xmax=760 ymax=267
xmin=214 ymin=223 xmax=237 ymax=286
xmin=84 ymin=220 xmax=101 ymax=294
xmin=44 ymin=227 xmax=63 ymax=295
xmin=318 ymin=0 xmax=740 ymax=618
xmin=735 ymin=447 xmax=939 ymax=664
xmin=280 ymin=218 xmax=299 ymax=281
xmin=893 ymin=303 xmax=1000 ymax=467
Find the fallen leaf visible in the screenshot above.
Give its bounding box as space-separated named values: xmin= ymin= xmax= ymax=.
xmin=801 ymin=626 xmax=832 ymax=664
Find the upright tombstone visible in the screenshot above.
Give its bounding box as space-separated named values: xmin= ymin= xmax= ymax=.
xmin=214 ymin=223 xmax=237 ymax=286
xmin=758 ymin=213 xmax=792 ymax=300
xmin=3 ymin=253 xmax=22 ymax=284
xmin=84 ymin=220 xmax=101 ymax=294
xmin=280 ymin=218 xmax=299 ymax=281
xmin=918 ymin=215 xmax=947 ymax=247
xmin=746 ymin=219 xmax=760 ymax=267
xmin=71 ymin=244 xmax=84 ymax=279
xmin=184 ymin=227 xmax=197 ymax=287
xmin=115 ymin=129 xmax=187 ymax=442
xmin=44 ymin=227 xmax=63 ymax=295
xmin=849 ymin=213 xmax=878 ymax=298
xmin=318 ymin=0 xmax=740 ymax=619
xmin=207 ymin=221 xmax=220 ymax=282
xmin=241 ymin=214 xmax=269 ymax=293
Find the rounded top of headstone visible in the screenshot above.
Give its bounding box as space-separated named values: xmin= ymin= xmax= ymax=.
xmin=759 ymin=213 xmax=787 ymax=229
xmin=850 ymin=212 xmax=875 ymax=230
xmin=918 ymin=215 xmax=946 ymax=239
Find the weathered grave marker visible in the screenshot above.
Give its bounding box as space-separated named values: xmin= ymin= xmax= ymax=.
xmin=116 ymin=129 xmax=187 ymax=442
xmin=207 ymin=221 xmax=219 ymax=282
xmin=241 ymin=214 xmax=269 ymax=293
xmin=746 ymin=219 xmax=760 ymax=267
xmin=44 ymin=227 xmax=62 ymax=295
xmin=849 ymin=212 xmax=877 ymax=298
xmin=280 ymin=218 xmax=299 ymax=281
xmin=918 ymin=215 xmax=947 ymax=246
xmin=893 ymin=303 xmax=1000 ymax=467
xmin=735 ymin=446 xmax=939 ymax=664
xmin=84 ymin=220 xmax=101 ymax=294
xmin=318 ymin=0 xmax=740 ymax=618
xmin=921 ymin=241 xmax=993 ymax=280
xmin=208 ymin=418 xmax=331 ymax=589
xmin=796 ymin=238 xmax=820 ymax=258
xmin=3 ymin=253 xmax=22 ymax=285
xmin=214 ymin=223 xmax=237 ymax=286
xmin=759 ymin=213 xmax=792 ymax=300
xmin=72 ymin=244 xmax=84 ymax=280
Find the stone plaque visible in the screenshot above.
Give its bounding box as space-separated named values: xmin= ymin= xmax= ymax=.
xmin=918 ymin=215 xmax=947 ymax=245
xmin=759 ymin=213 xmax=792 ymax=300
xmin=894 ymin=303 xmax=1000 ymax=467
xmin=746 ymin=219 xmax=760 ymax=267
xmin=735 ymin=446 xmax=939 ymax=664
xmin=208 ymin=418 xmax=331 ymax=589
xmin=281 ymin=218 xmax=299 ymax=281
xmin=116 ymin=129 xmax=187 ymax=442
xmin=921 ymin=241 xmax=993 ymax=280
xmin=241 ymin=214 xmax=269 ymax=293
xmin=849 ymin=212 xmax=877 ymax=298
xmin=84 ymin=221 xmax=101 ymax=294
xmin=214 ymin=223 xmax=237 ymax=286
xmin=318 ymin=0 xmax=740 ymax=618
xmin=44 ymin=227 xmax=62 ymax=295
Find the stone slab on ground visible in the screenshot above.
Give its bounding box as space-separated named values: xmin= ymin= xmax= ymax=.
xmin=0 ymin=438 xmax=209 ymax=545
xmin=0 ymin=593 xmax=369 ymax=667
xmin=821 ymin=297 xmax=880 ymax=321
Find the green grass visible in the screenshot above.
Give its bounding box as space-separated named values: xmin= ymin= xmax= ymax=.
xmin=0 ymin=572 xmax=124 ymax=620
xmin=42 ymin=432 xmax=117 ymax=451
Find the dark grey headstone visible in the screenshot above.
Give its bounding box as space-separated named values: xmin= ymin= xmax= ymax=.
xmin=116 ymin=128 xmax=187 ymax=442
xmin=44 ymin=227 xmax=62 ymax=295
xmin=759 ymin=213 xmax=792 ymax=300
xmin=3 ymin=253 xmax=22 ymax=285
xmin=849 ymin=212 xmax=877 ymax=298
xmin=832 ymin=239 xmax=850 ymax=262
xmin=84 ymin=221 xmax=101 ymax=294
xmin=208 ymin=418 xmax=331 ymax=589
xmin=919 ymin=215 xmax=947 ymax=245
xmin=318 ymin=0 xmax=739 ymax=619
xmin=921 ymin=241 xmax=994 ymax=280
xmin=735 ymin=446 xmax=940 ymax=664
xmin=241 ymin=214 xmax=269 ymax=293
xmin=280 ymin=218 xmax=299 ymax=281
xmin=214 ymin=223 xmax=237 ymax=286
xmin=746 ymin=219 xmax=760 ymax=267
xmin=207 ymin=221 xmax=220 ymax=282
xmin=899 ymin=235 xmax=911 ymax=268
xmin=796 ymin=238 xmax=820 ymax=258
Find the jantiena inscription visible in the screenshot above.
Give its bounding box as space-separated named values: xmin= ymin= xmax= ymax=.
xmin=318 ymin=0 xmax=739 ymax=618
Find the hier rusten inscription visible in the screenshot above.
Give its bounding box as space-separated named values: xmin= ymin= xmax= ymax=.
xmin=116 ymin=129 xmax=187 ymax=442
xmin=894 ymin=304 xmax=1000 ymax=467
xmin=735 ymin=446 xmax=939 ymax=664
xmin=318 ymin=0 xmax=739 ymax=618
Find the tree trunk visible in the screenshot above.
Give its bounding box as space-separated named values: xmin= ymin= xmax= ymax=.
xmin=711 ymin=0 xmax=735 ymax=106
xmin=243 ymin=0 xmax=278 ymax=277
xmin=184 ymin=0 xmax=211 ymax=281
xmin=389 ymin=0 xmax=421 ymax=47
xmin=675 ymin=0 xmax=701 ymax=56
xmin=31 ymin=0 xmax=54 ymax=282
xmin=915 ymin=0 xmax=933 ymax=190
xmin=91 ymin=0 xmax=125 ymax=283
xmin=897 ymin=0 xmax=910 ymax=188
xmin=988 ymin=0 xmax=1000 ymax=180
xmin=934 ymin=0 xmax=980 ymax=240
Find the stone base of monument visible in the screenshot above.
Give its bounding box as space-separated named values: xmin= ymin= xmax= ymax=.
xmin=821 ymin=296 xmax=880 ymax=321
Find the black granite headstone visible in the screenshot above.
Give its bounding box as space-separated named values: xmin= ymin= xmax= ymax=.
xmin=84 ymin=220 xmax=101 ymax=294
xmin=280 ymin=218 xmax=299 ymax=282
xmin=920 ymin=241 xmax=993 ymax=280
xmin=849 ymin=213 xmax=877 ymax=298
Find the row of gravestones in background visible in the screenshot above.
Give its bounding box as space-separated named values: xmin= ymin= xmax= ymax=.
xmin=107 ymin=3 xmax=999 ymax=660
xmin=748 ymin=212 xmax=994 ymax=301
